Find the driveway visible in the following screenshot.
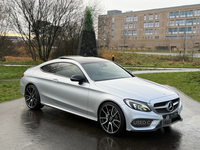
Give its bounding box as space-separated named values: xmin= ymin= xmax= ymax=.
xmin=0 ymin=86 xmax=200 ymax=150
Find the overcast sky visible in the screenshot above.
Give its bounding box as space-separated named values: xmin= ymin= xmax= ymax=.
xmin=99 ymin=0 xmax=200 ymax=14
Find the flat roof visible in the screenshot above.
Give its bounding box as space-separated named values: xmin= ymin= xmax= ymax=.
xmin=99 ymin=3 xmax=200 ymax=16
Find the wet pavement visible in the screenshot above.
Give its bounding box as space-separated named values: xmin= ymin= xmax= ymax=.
xmin=0 ymin=86 xmax=200 ymax=150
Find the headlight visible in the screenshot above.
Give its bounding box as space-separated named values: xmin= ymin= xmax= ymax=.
xmin=124 ymin=99 xmax=151 ymax=112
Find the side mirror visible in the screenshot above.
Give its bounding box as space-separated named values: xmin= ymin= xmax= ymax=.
xmin=70 ymin=75 xmax=85 ymax=85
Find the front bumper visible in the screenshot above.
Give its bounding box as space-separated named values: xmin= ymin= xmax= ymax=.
xmin=122 ymin=101 xmax=183 ymax=132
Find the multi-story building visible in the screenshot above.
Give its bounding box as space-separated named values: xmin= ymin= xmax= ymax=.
xmin=98 ymin=4 xmax=200 ymax=51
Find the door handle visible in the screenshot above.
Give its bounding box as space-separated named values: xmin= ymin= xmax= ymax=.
xmin=52 ymin=79 xmax=58 ymax=83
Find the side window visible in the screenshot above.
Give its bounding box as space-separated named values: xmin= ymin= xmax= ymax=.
xmin=56 ymin=63 xmax=84 ymax=78
xmin=41 ymin=63 xmax=58 ymax=73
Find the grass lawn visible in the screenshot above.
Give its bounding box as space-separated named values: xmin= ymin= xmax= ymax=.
xmin=1 ymin=72 xmax=200 ymax=103
xmin=0 ymin=81 xmax=23 ymax=103
xmin=99 ymin=50 xmax=200 ymax=68
xmin=0 ymin=61 xmax=42 ymax=65
xmin=127 ymin=68 xmax=166 ymax=71
xmin=0 ymin=66 xmax=31 ymax=79
xmin=137 ymin=72 xmax=200 ymax=102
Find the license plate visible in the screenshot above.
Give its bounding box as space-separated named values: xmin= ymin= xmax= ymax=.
xmin=163 ymin=112 xmax=178 ymax=119
xmin=162 ymin=112 xmax=178 ymax=126
xmin=162 ymin=118 xmax=172 ymax=126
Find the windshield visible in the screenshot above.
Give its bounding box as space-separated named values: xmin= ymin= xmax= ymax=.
xmin=82 ymin=61 xmax=133 ymax=81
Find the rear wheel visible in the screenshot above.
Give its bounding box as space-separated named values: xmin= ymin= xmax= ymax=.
xmin=25 ymin=84 xmax=42 ymax=110
xmin=99 ymin=102 xmax=125 ymax=135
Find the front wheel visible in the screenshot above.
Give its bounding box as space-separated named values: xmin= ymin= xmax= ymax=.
xmin=99 ymin=102 xmax=125 ymax=135
xmin=25 ymin=84 xmax=42 ymax=110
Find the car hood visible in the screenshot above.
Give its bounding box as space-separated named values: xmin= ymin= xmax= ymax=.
xmin=94 ymin=77 xmax=177 ymax=103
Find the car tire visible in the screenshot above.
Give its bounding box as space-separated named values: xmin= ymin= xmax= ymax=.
xmin=99 ymin=102 xmax=125 ymax=135
xmin=25 ymin=84 xmax=42 ymax=110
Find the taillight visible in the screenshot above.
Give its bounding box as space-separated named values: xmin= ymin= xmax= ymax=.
xmin=21 ymin=73 xmax=24 ymax=77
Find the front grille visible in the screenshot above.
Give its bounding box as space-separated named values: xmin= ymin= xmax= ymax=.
xmin=153 ymin=98 xmax=180 ymax=114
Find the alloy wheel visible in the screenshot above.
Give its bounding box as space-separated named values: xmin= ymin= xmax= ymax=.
xmin=99 ymin=103 xmax=122 ymax=134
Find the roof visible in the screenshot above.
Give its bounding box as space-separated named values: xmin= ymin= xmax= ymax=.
xmin=99 ymin=3 xmax=200 ymax=16
xmin=58 ymin=56 xmax=109 ymax=64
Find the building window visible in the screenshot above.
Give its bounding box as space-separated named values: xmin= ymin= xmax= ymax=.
xmin=155 ymin=36 xmax=159 ymax=39
xmin=128 ymin=37 xmax=130 ymax=40
xmin=197 ymin=18 xmax=199 ymax=25
xmin=145 ymin=37 xmax=147 ymax=39
xmin=103 ymin=19 xmax=106 ymax=23
xmin=145 ymin=29 xmax=153 ymax=35
xmin=124 ymin=24 xmax=128 ymax=29
xmin=168 ymin=28 xmax=178 ymax=34
xmin=129 ymin=23 xmax=132 ymax=29
xmin=198 ymin=27 xmax=199 ymax=33
xmin=133 ymin=30 xmax=137 ymax=35
xmin=176 ymin=20 xmax=185 ymax=26
xmin=179 ymin=36 xmax=184 ymax=39
xmin=103 ymin=32 xmax=105 ymax=36
xmin=179 ymin=27 xmax=192 ymax=34
xmin=180 ymin=11 xmax=186 ymax=17
xmin=144 ymin=15 xmax=146 ymax=20
xmin=166 ymin=36 xmax=177 ymax=39
xmin=194 ymin=10 xmax=200 ymax=16
xmin=112 ymin=36 xmax=114 ymax=40
xmin=128 ymin=30 xmax=132 ymax=36
xmin=193 ymin=27 xmax=196 ymax=33
xmin=104 ymin=26 xmax=106 ymax=30
xmin=185 ymin=35 xmax=195 ymax=39
xmin=155 ymin=29 xmax=159 ymax=35
xmin=135 ymin=37 xmax=137 ymax=40
xmin=143 ymin=22 xmax=153 ymax=28
xmin=124 ymin=30 xmax=127 ymax=35
xmin=187 ymin=10 xmax=193 ymax=17
xmin=149 ymin=14 xmax=153 ymax=20
xmin=126 ymin=16 xmax=133 ymax=22
xmin=180 ymin=10 xmax=193 ymax=17
xmin=112 ymin=24 xmax=114 ymax=30
xmin=155 ymin=21 xmax=159 ymax=27
xmin=134 ymin=16 xmax=138 ymax=21
xmin=170 ymin=12 xmax=179 ymax=18
xmin=169 ymin=20 xmax=174 ymax=26
xmin=134 ymin=23 xmax=135 ymax=28
xmin=155 ymin=14 xmax=158 ymax=19
xmin=197 ymin=35 xmax=199 ymax=39
xmin=112 ymin=18 xmax=114 ymax=23
xmin=186 ymin=19 xmax=196 ymax=25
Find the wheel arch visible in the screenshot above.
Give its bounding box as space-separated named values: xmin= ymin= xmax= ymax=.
xmin=24 ymin=83 xmax=36 ymax=95
xmin=97 ymin=100 xmax=126 ymax=127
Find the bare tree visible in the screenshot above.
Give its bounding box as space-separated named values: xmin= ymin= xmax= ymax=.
xmin=0 ymin=2 xmax=12 ymax=61
xmin=7 ymin=0 xmax=83 ymax=61
xmin=52 ymin=22 xmax=82 ymax=58
xmin=121 ymin=30 xmax=128 ymax=49
xmin=98 ymin=15 xmax=113 ymax=48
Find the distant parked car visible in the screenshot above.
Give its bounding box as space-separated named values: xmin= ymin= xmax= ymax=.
xmin=20 ymin=56 xmax=182 ymax=135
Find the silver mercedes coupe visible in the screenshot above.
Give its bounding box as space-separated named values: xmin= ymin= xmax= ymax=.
xmin=20 ymin=56 xmax=182 ymax=135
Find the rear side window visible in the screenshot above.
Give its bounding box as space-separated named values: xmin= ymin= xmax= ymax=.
xmin=56 ymin=63 xmax=84 ymax=78
xmin=41 ymin=63 xmax=58 ymax=73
